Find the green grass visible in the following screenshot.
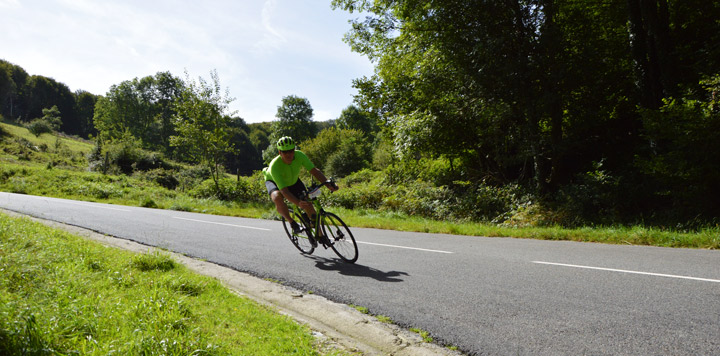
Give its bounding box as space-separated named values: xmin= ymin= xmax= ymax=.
xmin=409 ymin=328 xmax=433 ymax=343
xmin=0 ymin=212 xmax=322 ymax=355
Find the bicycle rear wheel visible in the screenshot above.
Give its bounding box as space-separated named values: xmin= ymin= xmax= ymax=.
xmin=322 ymin=212 xmax=358 ymax=263
xmin=282 ymin=208 xmax=315 ymax=254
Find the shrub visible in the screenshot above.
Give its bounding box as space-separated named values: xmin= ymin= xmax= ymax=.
xmin=189 ymin=176 xmax=264 ymax=203
xmin=26 ymin=119 xmax=54 ymax=137
xmin=89 ymin=137 xmax=172 ymax=175
xmin=176 ymin=166 xmax=212 ymax=192
xmin=134 ymin=168 xmax=179 ymax=190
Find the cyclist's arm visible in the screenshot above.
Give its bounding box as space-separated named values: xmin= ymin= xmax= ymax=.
xmin=280 ymin=187 xmax=313 ymax=210
xmin=309 ymin=168 xmax=338 ymax=191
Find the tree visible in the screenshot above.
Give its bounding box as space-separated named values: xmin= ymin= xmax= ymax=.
xmin=224 ymin=116 xmax=264 ymax=176
xmin=93 ymin=72 xmax=183 ymax=153
xmin=27 ymin=105 xmax=61 ymax=137
xmin=301 ymin=127 xmax=370 ymax=177
xmin=272 ymin=95 xmax=316 ymax=143
xmin=336 ymin=105 xmax=378 ymax=138
xmin=333 ymin=0 xmax=640 ymax=192
xmin=0 ymin=63 xmax=16 ymax=118
xmin=74 ymin=90 xmax=99 ymax=138
xmin=170 ymin=70 xmax=236 ymax=193
xmin=0 ymin=60 xmax=29 ymax=120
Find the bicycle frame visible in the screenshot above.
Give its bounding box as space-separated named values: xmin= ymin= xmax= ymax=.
xmin=283 ymin=178 xmax=358 ymax=263
xmin=297 ymin=181 xmax=333 ymax=245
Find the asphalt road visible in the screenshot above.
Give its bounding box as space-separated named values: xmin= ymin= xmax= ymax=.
xmin=1 ymin=192 xmax=719 ymax=355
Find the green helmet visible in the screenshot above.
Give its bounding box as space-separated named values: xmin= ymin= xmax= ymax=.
xmin=276 ymin=136 xmax=295 ymax=151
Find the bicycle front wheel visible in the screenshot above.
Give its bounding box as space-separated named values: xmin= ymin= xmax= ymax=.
xmin=322 ymin=212 xmax=358 ymax=263
xmin=282 ymin=208 xmax=315 ymax=254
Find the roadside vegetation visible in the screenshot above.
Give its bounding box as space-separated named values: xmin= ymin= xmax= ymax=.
xmin=0 ymin=213 xmax=325 ymax=355
xmin=1 ymin=121 xmax=718 ymax=249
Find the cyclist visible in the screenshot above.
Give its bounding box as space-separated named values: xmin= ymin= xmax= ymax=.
xmin=263 ymin=136 xmax=338 ymax=237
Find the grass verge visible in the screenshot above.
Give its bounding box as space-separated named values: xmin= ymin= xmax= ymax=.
xmin=0 ymin=212 xmax=322 ymax=355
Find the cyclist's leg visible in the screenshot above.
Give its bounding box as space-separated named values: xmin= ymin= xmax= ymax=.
xmin=287 ymin=180 xmax=317 ymax=220
xmin=267 ymin=181 xmax=294 ymax=223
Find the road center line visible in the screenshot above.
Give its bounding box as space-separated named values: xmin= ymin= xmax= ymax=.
xmin=357 ymin=241 xmax=453 ymax=254
xmin=532 ymin=261 xmax=720 ymax=283
xmin=172 ymin=217 xmax=271 ymax=231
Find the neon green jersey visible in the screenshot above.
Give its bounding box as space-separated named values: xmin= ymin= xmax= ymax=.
xmin=263 ymin=150 xmax=315 ymax=190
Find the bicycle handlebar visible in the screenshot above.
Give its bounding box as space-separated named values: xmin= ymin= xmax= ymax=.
xmin=303 ymin=178 xmax=337 ymax=200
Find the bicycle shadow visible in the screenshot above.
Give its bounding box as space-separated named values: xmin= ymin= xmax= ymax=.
xmin=307 ymin=255 xmax=409 ymax=282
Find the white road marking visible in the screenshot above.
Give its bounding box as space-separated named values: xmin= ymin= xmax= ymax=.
xmin=532 ymin=261 xmax=720 ymax=283
xmin=172 ymin=217 xmax=271 ymax=231
xmin=357 ymin=241 xmax=453 ymax=254
xmin=9 ymin=194 xmax=133 ymax=212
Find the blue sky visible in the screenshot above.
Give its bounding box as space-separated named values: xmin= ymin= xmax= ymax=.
xmin=1 ymin=0 xmax=374 ymax=123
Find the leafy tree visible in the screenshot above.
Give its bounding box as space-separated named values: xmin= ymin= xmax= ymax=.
xmin=635 ymin=76 xmax=720 ymax=220
xmin=74 ymin=90 xmax=99 ymax=138
xmin=336 ymin=105 xmax=378 ymax=138
xmin=27 ymin=105 xmax=62 ymax=137
xmin=272 ymin=95 xmax=316 ymax=143
xmin=22 ymin=76 xmax=76 ymax=130
xmin=333 ymin=0 xmax=641 ymax=192
xmin=170 ymin=70 xmax=236 ymax=192
xmin=0 ymin=60 xmax=29 ymax=120
xmin=41 ymin=105 xmax=62 ymax=130
xmin=301 ymin=127 xmax=370 ymax=177
xmin=224 ymin=116 xmax=264 ymax=176
xmin=93 ymin=72 xmax=183 ymax=154
xmin=0 ymin=63 xmax=16 ymax=118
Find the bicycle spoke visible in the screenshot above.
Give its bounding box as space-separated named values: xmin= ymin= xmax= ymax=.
xmin=323 ymin=212 xmax=358 ymax=263
xmin=283 ymin=209 xmax=315 ymax=254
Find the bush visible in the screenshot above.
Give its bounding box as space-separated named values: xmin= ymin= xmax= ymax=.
xmin=89 ymin=138 xmax=172 ymax=175
xmin=26 ymin=119 xmax=54 ymax=137
xmin=134 ymin=168 xmax=179 ymax=190
xmin=176 ymin=166 xmax=212 ymax=192
xmin=189 ymin=176 xmax=266 ymax=203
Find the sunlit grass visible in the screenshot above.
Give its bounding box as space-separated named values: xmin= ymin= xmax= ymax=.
xmin=0 ymin=213 xmax=321 ymax=355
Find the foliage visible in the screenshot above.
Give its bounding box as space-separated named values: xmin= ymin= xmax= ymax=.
xmin=1 ymin=60 xmax=98 ymax=137
xmin=189 ymin=175 xmax=266 ymax=203
xmin=170 ymin=70 xmax=236 ymax=192
xmin=332 ymin=0 xmax=720 ymax=225
xmin=634 ymin=75 xmax=720 ymax=222
xmin=26 ymin=105 xmax=62 ymax=137
xmin=335 ymin=105 xmax=378 ymax=138
xmin=133 ymin=168 xmax=180 ymax=190
xmin=301 ymin=127 xmax=371 ymax=177
xmin=93 ymin=71 xmax=183 ymax=154
xmin=89 ymin=134 xmax=172 ymax=175
xmin=271 ymin=95 xmax=317 ymax=144
xmin=26 ymin=118 xmax=54 ymax=137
